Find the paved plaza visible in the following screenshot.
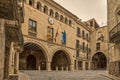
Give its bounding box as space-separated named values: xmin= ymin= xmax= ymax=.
xmin=19 ymin=70 xmax=112 ymax=80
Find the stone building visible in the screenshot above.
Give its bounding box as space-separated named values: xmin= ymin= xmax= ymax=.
xmin=0 ymin=0 xmax=110 ymax=79
xmin=84 ymin=19 xmax=108 ymax=70
xmin=19 ymin=0 xmax=91 ymax=71
xmin=0 ymin=0 xmax=23 ymax=80
xmin=107 ymin=0 xmax=120 ymax=78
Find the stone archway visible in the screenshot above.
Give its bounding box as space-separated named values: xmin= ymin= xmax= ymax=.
xmin=19 ymin=42 xmax=47 ymax=70
xmin=51 ymin=50 xmax=71 ymax=71
xmin=92 ymin=52 xmax=107 ymax=70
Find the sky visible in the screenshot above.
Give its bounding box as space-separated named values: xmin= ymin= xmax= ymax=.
xmin=54 ymin=0 xmax=107 ymax=27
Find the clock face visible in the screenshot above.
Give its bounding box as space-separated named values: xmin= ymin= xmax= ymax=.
xmin=48 ymin=18 xmax=54 ymax=25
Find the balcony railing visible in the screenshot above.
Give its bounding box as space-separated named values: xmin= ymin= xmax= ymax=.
xmin=109 ymin=22 xmax=120 ymax=43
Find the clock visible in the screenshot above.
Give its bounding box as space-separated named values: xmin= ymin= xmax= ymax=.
xmin=48 ymin=17 xmax=54 ymax=25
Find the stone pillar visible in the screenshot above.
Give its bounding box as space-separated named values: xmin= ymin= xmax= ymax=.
xmin=88 ymin=61 xmax=91 ymax=70
xmin=56 ymin=66 xmax=58 ymax=71
xmin=0 ymin=19 xmax=5 ymax=80
xmin=61 ymin=66 xmax=63 ymax=71
xmin=15 ymin=52 xmax=19 ymax=72
xmin=66 ymin=66 xmax=68 ymax=71
xmin=38 ymin=65 xmax=41 ymax=71
xmin=76 ymin=60 xmax=78 ymax=70
xmin=82 ymin=61 xmax=86 ymax=71
xmin=70 ymin=64 xmax=74 ymax=71
xmin=46 ymin=62 xmax=51 ymax=71
xmin=9 ymin=42 xmax=16 ymax=74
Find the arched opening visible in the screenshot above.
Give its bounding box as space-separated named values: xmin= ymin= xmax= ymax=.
xmin=43 ymin=6 xmax=48 ymax=14
xmin=29 ymin=0 xmax=34 ymax=6
xmin=55 ymin=12 xmax=59 ymax=20
xmin=69 ymin=20 xmax=72 ymax=26
xmin=19 ymin=43 xmax=47 ymax=70
xmin=60 ymin=15 xmax=64 ymax=22
xmin=36 ymin=2 xmax=41 ymax=10
xmin=49 ymin=9 xmax=54 ymax=17
xmin=51 ymin=50 xmax=71 ymax=70
xmin=92 ymin=52 xmax=107 ymax=70
xmin=27 ymin=55 xmax=36 ymax=70
xmin=65 ymin=17 xmax=68 ymax=24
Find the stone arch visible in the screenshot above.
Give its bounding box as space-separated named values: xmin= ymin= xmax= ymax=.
xmin=51 ymin=48 xmax=72 ymax=70
xmin=43 ymin=5 xmax=48 ymax=14
xmin=49 ymin=9 xmax=54 ymax=17
xmin=92 ymin=52 xmax=107 ymax=70
xmin=60 ymin=15 xmax=64 ymax=22
xmin=69 ymin=20 xmax=72 ymax=26
xmin=36 ymin=2 xmax=42 ymax=10
xmin=65 ymin=17 xmax=68 ymax=24
xmin=55 ymin=12 xmax=59 ymax=20
xmin=29 ymin=0 xmax=34 ymax=6
xmin=19 ymin=40 xmax=49 ymax=70
xmin=24 ymin=40 xmax=49 ymax=62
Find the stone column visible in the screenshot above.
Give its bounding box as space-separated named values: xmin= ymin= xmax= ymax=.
xmin=76 ymin=60 xmax=78 ymax=70
xmin=0 ymin=19 xmax=5 ymax=80
xmin=61 ymin=66 xmax=63 ymax=71
xmin=66 ymin=66 xmax=68 ymax=71
xmin=88 ymin=61 xmax=91 ymax=70
xmin=46 ymin=62 xmax=51 ymax=71
xmin=13 ymin=51 xmax=19 ymax=74
xmin=56 ymin=66 xmax=58 ymax=71
xmin=70 ymin=64 xmax=74 ymax=71
xmin=38 ymin=65 xmax=41 ymax=71
xmin=82 ymin=61 xmax=86 ymax=71
xmin=9 ymin=42 xmax=16 ymax=74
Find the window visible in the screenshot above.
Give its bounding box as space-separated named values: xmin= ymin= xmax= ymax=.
xmin=55 ymin=12 xmax=59 ymax=20
xmin=86 ymin=44 xmax=88 ymax=52
xmin=77 ymin=27 xmax=80 ymax=35
xmin=83 ymin=42 xmax=85 ymax=51
xmin=90 ymin=21 xmax=93 ymax=26
xmin=49 ymin=9 xmax=54 ymax=17
xmin=29 ymin=19 xmax=37 ymax=32
xmin=47 ymin=27 xmax=54 ymax=41
xmin=69 ymin=20 xmax=72 ymax=26
xmin=96 ymin=43 xmax=100 ymax=50
xmin=29 ymin=0 xmax=34 ymax=6
xmin=36 ymin=2 xmax=41 ymax=10
xmin=98 ymin=32 xmax=104 ymax=41
xmin=86 ymin=33 xmax=88 ymax=40
xmin=43 ymin=6 xmax=48 ymax=14
xmin=82 ymin=30 xmax=85 ymax=39
xmin=76 ymin=40 xmax=79 ymax=49
xmin=76 ymin=50 xmax=79 ymax=57
xmin=65 ymin=17 xmax=68 ymax=24
xmin=98 ymin=32 xmax=101 ymax=38
xmin=60 ymin=15 xmax=64 ymax=22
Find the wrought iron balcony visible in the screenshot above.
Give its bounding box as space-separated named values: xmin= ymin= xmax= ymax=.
xmin=109 ymin=22 xmax=120 ymax=43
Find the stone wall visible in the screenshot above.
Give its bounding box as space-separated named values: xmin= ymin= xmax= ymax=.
xmin=0 ymin=19 xmax=5 ymax=80
xmin=109 ymin=62 xmax=120 ymax=77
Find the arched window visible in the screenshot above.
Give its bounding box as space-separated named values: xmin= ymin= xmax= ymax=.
xmin=83 ymin=42 xmax=85 ymax=51
xmin=36 ymin=2 xmax=41 ymax=10
xmin=43 ymin=6 xmax=48 ymax=14
xmin=60 ymin=15 xmax=64 ymax=22
xmin=49 ymin=9 xmax=54 ymax=17
xmin=65 ymin=17 xmax=68 ymax=24
xmin=55 ymin=12 xmax=59 ymax=20
xmin=29 ymin=0 xmax=34 ymax=6
xmin=69 ymin=20 xmax=72 ymax=26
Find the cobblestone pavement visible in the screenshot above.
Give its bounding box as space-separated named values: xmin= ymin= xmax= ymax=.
xmin=20 ymin=70 xmax=112 ymax=80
